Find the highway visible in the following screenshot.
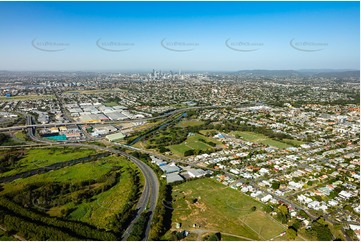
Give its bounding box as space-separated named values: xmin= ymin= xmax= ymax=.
xmin=9 ymin=104 xmax=252 ymax=240
xmin=24 ymin=115 xmax=159 ymax=240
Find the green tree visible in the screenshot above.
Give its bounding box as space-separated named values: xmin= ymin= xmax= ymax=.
xmin=271 ymin=181 xmax=280 ymax=189
xmin=286 ymin=227 xmax=297 ymax=240
xmin=184 ymin=149 xmax=195 ymax=156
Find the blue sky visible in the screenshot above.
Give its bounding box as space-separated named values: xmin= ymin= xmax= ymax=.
xmin=0 ymin=1 xmax=359 ymax=71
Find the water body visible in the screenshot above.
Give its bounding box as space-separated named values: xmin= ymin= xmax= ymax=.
xmin=45 ymin=134 xmax=67 ymax=141
xmin=129 ymin=112 xmax=187 ymax=146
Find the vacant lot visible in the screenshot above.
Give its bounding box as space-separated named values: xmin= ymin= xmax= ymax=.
xmin=104 ymin=101 xmax=118 ymax=107
xmin=1 ymin=155 xmax=143 ymax=230
xmin=176 ymin=119 xmax=205 ymax=128
xmin=1 ymin=158 xmax=113 ymax=195
xmin=0 ymin=147 xmax=97 ymax=178
xmin=14 ymin=131 xmax=28 ymax=141
xmin=283 ymin=138 xmax=304 ymax=146
xmin=230 ymin=131 xmax=291 ymax=149
xmin=167 ymin=133 xmax=223 ymax=156
xmin=170 ymin=178 xmax=285 ymax=240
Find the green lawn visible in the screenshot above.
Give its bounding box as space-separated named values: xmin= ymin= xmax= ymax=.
xmin=199 ymin=129 xmax=218 ymax=136
xmin=66 ymin=156 xmax=144 ymax=229
xmin=176 ymin=119 xmax=205 ymax=128
xmin=0 ymin=148 xmax=97 ymax=178
xmin=283 ymin=138 xmax=304 ymax=147
xmin=0 ymin=95 xmax=55 ymax=101
xmin=167 ymin=133 xmax=223 ymax=156
xmin=1 ymin=155 xmax=144 ymax=230
xmin=230 ymin=131 xmax=291 ymax=149
xmin=170 ymin=178 xmax=285 ymax=240
xmin=14 ymin=131 xmax=27 ymax=141
xmin=1 ymin=160 xmax=111 ymax=195
xmin=104 ymin=102 xmax=118 ymax=107
xmin=220 ymin=234 xmax=246 ymax=241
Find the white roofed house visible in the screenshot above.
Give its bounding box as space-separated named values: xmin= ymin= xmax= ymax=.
xmin=229 ymin=169 xmax=240 ymax=175
xmin=261 ymin=194 xmax=273 ymax=203
xmin=187 ymin=168 xmax=206 ymax=178
xmin=308 ymin=200 xmax=320 ymax=210
xmin=259 ymin=168 xmax=269 ymax=175
xmin=339 ymin=190 xmax=353 ymax=199
xmin=288 ymin=181 xmax=303 ymax=190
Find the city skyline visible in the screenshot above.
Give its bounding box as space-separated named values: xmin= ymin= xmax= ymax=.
xmin=0 ymin=1 xmax=359 ymax=71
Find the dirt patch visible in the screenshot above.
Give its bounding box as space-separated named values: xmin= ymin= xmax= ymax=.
xmin=194 ymin=201 xmax=207 ymax=212
xmin=183 ymin=189 xmax=193 ymax=196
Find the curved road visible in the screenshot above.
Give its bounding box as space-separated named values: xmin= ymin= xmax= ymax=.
xmin=25 ymin=115 xmax=159 ymax=240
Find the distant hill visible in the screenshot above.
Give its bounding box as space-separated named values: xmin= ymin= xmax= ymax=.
xmin=235 ymin=69 xmax=360 ymax=79
xmin=313 ymin=70 xmax=360 ymax=79
xmin=236 ymin=69 xmax=303 ymax=77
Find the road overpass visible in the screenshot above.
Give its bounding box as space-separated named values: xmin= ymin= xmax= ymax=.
xmin=0 ymin=104 xmax=252 ymax=132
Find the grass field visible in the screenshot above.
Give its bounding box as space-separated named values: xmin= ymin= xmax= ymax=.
xmin=199 ymin=129 xmax=218 ymax=136
xmin=0 ymin=160 xmax=112 ymax=195
xmin=170 ymin=178 xmax=285 ymax=240
xmin=0 ymin=147 xmax=97 ymax=178
xmin=283 ymin=138 xmax=304 ymax=147
xmin=167 ymin=133 xmax=223 ymax=156
xmin=14 ymin=131 xmax=28 ymax=141
xmin=220 ymin=234 xmax=246 ymax=241
xmin=132 ymin=120 xmax=161 ymax=132
xmin=176 ymin=119 xmax=205 ymax=128
xmin=230 ymin=131 xmax=291 ymax=149
xmin=66 ymin=156 xmax=144 ymax=229
xmin=1 ymin=155 xmax=144 ymax=230
xmin=104 ymin=102 xmax=118 ymax=107
xmin=0 ymin=95 xmax=55 ymax=101
xmin=64 ymin=89 xmax=124 ymax=95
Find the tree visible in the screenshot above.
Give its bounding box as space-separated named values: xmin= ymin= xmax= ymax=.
xmin=292 ymin=220 xmax=302 ymax=231
xmin=298 ymin=210 xmax=309 ymax=219
xmin=277 ymin=204 xmax=290 ymax=224
xmin=286 ymin=227 xmax=297 ymax=240
xmin=251 ymin=206 xmax=257 ymax=212
xmin=278 ymin=204 xmax=289 ymax=216
xmin=271 ymin=181 xmax=280 ymax=190
xmin=159 ymin=146 xmax=170 ymax=153
xmin=184 ymin=149 xmax=194 ymax=156
xmin=264 ymin=205 xmax=273 ymax=213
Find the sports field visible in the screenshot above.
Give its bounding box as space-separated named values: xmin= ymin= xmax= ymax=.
xmin=176 ymin=119 xmax=205 ymax=128
xmin=230 ymin=131 xmax=291 ymax=149
xmin=169 ymin=178 xmax=286 ymax=240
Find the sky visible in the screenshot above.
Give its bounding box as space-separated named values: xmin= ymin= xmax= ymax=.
xmin=0 ymin=1 xmax=359 ymax=72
